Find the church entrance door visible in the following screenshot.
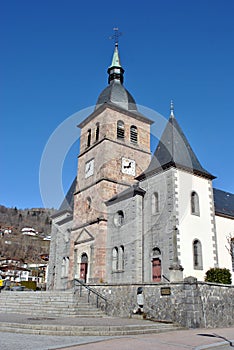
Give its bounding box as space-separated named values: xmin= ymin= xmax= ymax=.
xmin=80 ymin=253 xmax=88 ymax=282
xmin=152 ymin=258 xmax=161 ymax=282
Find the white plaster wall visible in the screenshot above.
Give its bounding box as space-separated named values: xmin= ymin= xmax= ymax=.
xmin=176 ymin=170 xmax=216 ymax=281
xmin=215 ymin=214 xmax=234 ymax=281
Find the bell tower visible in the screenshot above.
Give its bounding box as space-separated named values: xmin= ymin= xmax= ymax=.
xmin=69 ymin=41 xmax=153 ymax=283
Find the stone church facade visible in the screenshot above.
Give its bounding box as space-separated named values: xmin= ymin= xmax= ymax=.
xmin=47 ymin=43 xmax=234 ymax=290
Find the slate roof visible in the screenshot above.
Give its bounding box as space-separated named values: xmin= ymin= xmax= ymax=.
xmin=96 ymin=81 xmax=138 ymax=112
xmin=95 ymin=43 xmax=138 ymax=112
xmin=106 ymin=183 xmax=146 ymax=206
xmin=213 ymin=188 xmax=234 ymax=218
xmin=59 ymin=177 xmax=77 ymax=212
xmin=137 ymin=114 xmax=215 ymax=180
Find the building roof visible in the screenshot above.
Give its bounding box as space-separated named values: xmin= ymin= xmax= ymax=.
xmin=59 ymin=177 xmax=77 ymax=212
xmin=106 ymin=183 xmax=146 ymax=206
xmin=137 ymin=108 xmax=215 ymax=180
xmin=95 ymin=43 xmax=138 ymax=112
xmin=213 ymin=188 xmax=234 ymax=218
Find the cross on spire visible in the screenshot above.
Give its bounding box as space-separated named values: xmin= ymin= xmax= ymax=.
xmin=109 ymin=27 xmax=122 ymax=46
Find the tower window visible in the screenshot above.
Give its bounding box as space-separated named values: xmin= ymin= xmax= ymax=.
xmin=191 ymin=191 xmax=200 ymax=216
xmin=130 ymin=125 xmax=138 ymax=143
xmin=152 ymin=192 xmax=159 ymax=214
xmin=95 ymin=122 xmax=100 ymax=142
xmin=193 ymin=239 xmax=203 ymax=270
xmin=87 ymin=129 xmax=91 ymax=147
xmin=117 ymin=120 xmax=125 ymax=139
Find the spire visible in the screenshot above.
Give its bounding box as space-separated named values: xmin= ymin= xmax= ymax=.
xmin=170 ymin=100 xmax=175 ymax=118
xmin=95 ymin=28 xmax=138 ymax=112
xmin=108 ymin=28 xmax=124 ymax=84
xmin=137 ymin=110 xmax=215 ymax=181
xmin=110 ymin=43 xmax=122 ymax=68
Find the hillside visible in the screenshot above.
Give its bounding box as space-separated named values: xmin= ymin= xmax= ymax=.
xmin=0 ymin=206 xmax=56 ymax=236
xmin=0 ymin=205 xmax=57 ymax=262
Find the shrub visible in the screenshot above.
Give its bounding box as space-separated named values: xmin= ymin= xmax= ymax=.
xmin=205 ymin=267 xmax=232 ymax=284
xmin=20 ymin=280 xmax=37 ymax=290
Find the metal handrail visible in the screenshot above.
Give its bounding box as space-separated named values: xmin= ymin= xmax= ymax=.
xmin=162 ymin=274 xmax=170 ymax=282
xmin=73 ymin=279 xmax=107 ymax=310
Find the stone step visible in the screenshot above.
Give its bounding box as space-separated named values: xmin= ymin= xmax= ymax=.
xmin=0 ymin=290 xmax=106 ymax=317
xmin=0 ymin=321 xmax=182 ymax=336
xmin=0 ymin=307 xmax=104 ymax=315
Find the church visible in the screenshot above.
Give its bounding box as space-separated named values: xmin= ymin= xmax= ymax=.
xmin=47 ymin=42 xmax=234 ymax=290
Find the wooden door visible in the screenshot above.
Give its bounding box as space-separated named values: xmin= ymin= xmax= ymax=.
xmin=80 ymin=263 xmax=88 ymax=282
xmin=80 ymin=253 xmax=88 ymax=282
xmin=152 ymin=258 xmax=161 ymax=282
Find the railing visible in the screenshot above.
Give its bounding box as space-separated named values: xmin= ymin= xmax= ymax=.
xmin=162 ymin=275 xmax=170 ymax=282
xmin=73 ymin=279 xmax=108 ymax=311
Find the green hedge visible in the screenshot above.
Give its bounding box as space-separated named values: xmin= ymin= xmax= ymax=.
xmin=20 ymin=281 xmax=37 ymax=290
xmin=205 ymin=267 xmax=232 ymax=284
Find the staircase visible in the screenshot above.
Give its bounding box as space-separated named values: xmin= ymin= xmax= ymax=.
xmin=0 ymin=289 xmax=106 ymax=317
xmin=0 ymin=289 xmax=184 ymax=336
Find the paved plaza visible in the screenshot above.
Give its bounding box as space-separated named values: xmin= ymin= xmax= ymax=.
xmin=0 ymin=324 xmax=233 ymax=350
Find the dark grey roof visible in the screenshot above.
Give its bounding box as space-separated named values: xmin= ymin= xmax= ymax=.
xmin=213 ymin=188 xmax=234 ymax=218
xmin=59 ymin=177 xmax=77 ymax=211
xmin=137 ymin=114 xmax=215 ymax=180
xmin=51 ymin=209 xmax=72 ymax=220
xmin=95 ymin=81 xmax=138 ymax=112
xmin=95 ymin=43 xmax=138 ymax=112
xmin=106 ymin=183 xmax=145 ymax=206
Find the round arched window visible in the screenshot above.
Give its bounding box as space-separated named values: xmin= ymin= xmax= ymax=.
xmin=114 ymin=210 xmax=124 ymax=227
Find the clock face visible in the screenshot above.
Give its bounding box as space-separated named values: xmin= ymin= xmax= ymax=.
xmin=85 ymin=159 xmax=94 ymax=178
xmin=122 ymin=157 xmax=135 ymax=176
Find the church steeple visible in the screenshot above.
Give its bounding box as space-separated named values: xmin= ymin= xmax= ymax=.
xmin=107 ymin=43 xmax=124 ymax=84
xmin=95 ymin=30 xmax=138 ymax=112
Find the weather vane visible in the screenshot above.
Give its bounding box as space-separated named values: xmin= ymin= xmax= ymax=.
xmin=109 ymin=27 xmax=122 ymax=46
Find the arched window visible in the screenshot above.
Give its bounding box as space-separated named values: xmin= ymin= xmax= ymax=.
xmin=130 ymin=125 xmax=138 ymax=143
xmin=112 ymin=247 xmax=118 ymax=271
xmin=87 ymin=129 xmax=91 ymax=147
xmin=81 ymin=253 xmax=88 ymax=264
xmin=117 ymin=120 xmax=125 ymax=139
xmin=152 ymin=247 xmax=161 ymax=257
xmin=152 ymin=192 xmax=159 ymax=214
xmin=193 ymin=239 xmax=203 ymax=269
xmin=61 ymin=257 xmax=66 ymax=278
xmin=119 ymin=245 xmax=124 ymax=270
xmin=95 ymin=122 xmax=100 ymax=142
xmin=191 ymin=191 xmax=200 ymax=215
xmin=114 ymin=210 xmax=124 ymax=227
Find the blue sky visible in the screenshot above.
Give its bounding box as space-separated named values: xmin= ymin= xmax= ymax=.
xmin=1 ymin=0 xmax=234 ymax=209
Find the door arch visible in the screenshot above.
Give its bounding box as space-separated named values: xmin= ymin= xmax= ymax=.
xmin=80 ymin=253 xmax=88 ymax=282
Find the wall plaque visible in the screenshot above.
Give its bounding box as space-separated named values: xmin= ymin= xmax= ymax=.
xmin=161 ymin=287 xmax=171 ymax=296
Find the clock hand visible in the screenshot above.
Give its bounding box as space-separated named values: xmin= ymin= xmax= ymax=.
xmin=124 ymin=161 xmax=132 ymax=169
